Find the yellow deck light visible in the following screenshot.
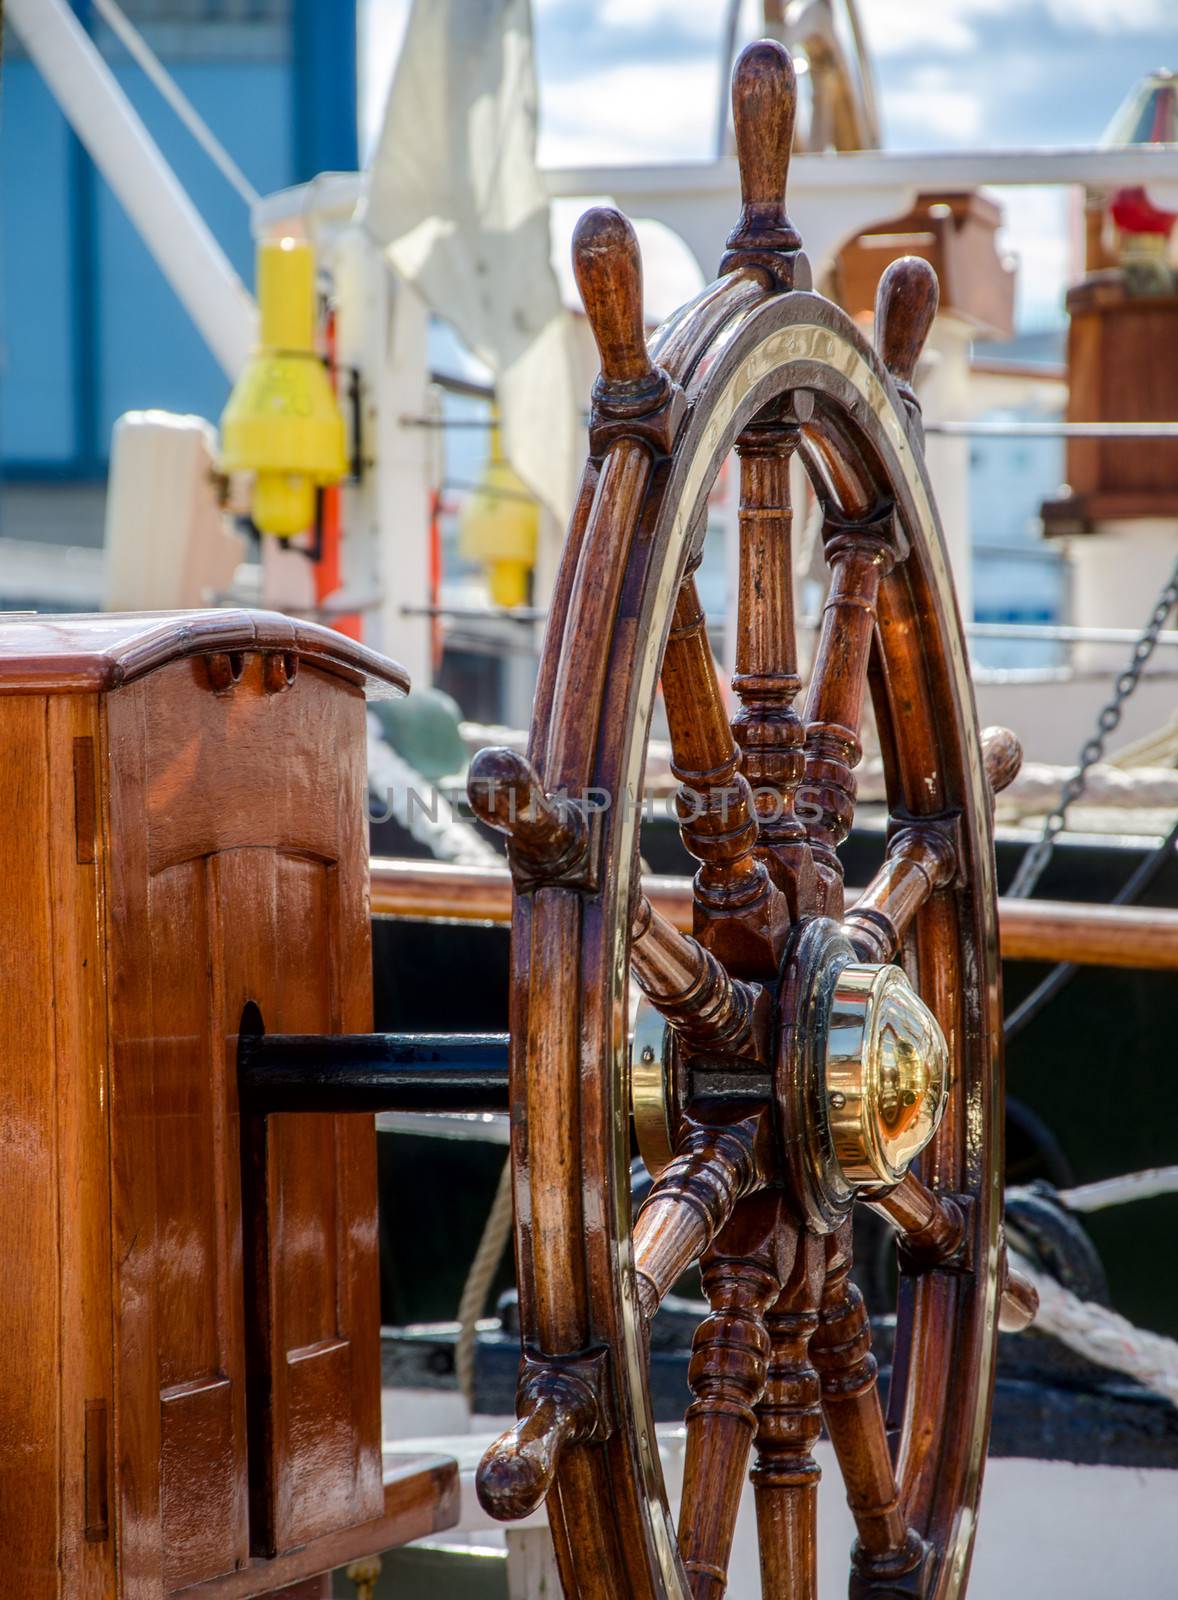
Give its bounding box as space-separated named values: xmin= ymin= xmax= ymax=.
xmin=458 ymin=424 xmax=539 ymax=608
xmin=220 ymin=238 xmax=347 ymax=537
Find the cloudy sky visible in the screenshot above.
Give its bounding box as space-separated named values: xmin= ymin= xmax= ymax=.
xmin=361 ymin=0 xmax=1177 ymax=330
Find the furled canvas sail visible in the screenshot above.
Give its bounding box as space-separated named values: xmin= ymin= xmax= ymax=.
xmin=366 ymin=0 xmax=580 ymax=527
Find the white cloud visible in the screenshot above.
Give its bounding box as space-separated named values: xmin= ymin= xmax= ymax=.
xmin=1044 ymin=0 xmax=1173 ymax=28
xmin=536 ymin=0 xmax=719 ymax=36
xmin=856 ymin=0 xmax=1016 ymax=58
xmin=882 ymin=86 xmax=984 ymax=142
xmin=537 ymin=59 xmax=719 ymax=166
xmin=879 ymin=65 xmax=985 ymax=144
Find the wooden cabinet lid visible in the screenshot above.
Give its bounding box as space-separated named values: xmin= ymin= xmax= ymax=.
xmin=0 ymin=609 xmax=410 ymax=698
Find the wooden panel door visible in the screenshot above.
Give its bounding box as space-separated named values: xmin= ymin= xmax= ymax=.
xmin=0 ymin=696 xmax=64 ymax=1597
xmin=0 ymin=696 xmax=118 ymax=1599
xmin=106 ymin=654 xmax=381 ymax=1591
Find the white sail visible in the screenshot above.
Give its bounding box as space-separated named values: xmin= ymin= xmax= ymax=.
xmin=366 ymin=0 xmax=580 ymax=527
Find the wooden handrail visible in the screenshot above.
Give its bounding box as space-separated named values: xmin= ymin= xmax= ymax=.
xmin=369 ymin=857 xmax=1178 ymax=972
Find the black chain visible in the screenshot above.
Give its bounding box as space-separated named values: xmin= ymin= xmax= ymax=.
xmin=1006 ymin=552 xmax=1178 ymax=900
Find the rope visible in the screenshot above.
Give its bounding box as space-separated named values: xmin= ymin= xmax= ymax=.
xmin=454 ymin=1153 xmax=514 ymax=1407
xmin=1003 ymin=1165 xmax=1178 ymax=1404
xmin=1011 ymin=1250 xmax=1178 ymax=1406
xmin=1058 ymin=1166 xmax=1178 ymax=1214
xmin=90 ymin=0 xmax=261 ymax=209
xmin=997 ymin=761 xmax=1178 ymax=816
xmin=367 ymin=716 xmax=499 ymax=868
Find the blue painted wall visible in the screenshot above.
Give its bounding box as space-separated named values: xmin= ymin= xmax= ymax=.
xmin=0 ymin=3 xmax=356 ymax=481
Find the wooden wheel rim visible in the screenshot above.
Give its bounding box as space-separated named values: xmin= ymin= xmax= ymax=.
xmin=508 ymin=287 xmax=1002 ymax=1599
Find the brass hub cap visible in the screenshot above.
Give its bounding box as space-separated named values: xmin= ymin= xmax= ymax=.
xmin=823 ymin=961 xmax=949 ymax=1188
xmin=631 ymin=917 xmax=949 ymax=1228
xmin=778 ymin=917 xmax=949 ymax=1230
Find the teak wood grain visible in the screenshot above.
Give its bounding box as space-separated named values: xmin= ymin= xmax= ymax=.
xmin=0 ymin=614 xmax=449 ymax=1596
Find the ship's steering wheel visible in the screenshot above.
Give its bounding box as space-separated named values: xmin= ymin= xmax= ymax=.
xmin=468 ymin=41 xmax=1035 ymax=1600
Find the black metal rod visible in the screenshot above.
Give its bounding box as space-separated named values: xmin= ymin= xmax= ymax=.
xmin=239 ymin=1032 xmax=510 ymax=1115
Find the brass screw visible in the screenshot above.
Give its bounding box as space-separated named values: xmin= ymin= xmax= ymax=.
xmin=829 ymin=1090 xmax=847 ymax=1110
xmin=345 ymin=1555 xmax=382 ymax=1600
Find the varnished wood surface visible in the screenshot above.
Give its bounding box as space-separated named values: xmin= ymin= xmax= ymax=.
xmin=0 ymin=695 xmax=75 ymax=1595
xmin=176 ymin=1455 xmax=459 ymax=1600
xmin=1048 ymin=278 xmax=1178 ymax=526
xmin=0 ymin=618 xmax=434 ymax=1596
xmin=108 ymin=655 xmax=383 ymax=1582
xmin=369 ymin=857 xmax=1178 ymax=970
xmin=0 ymin=610 xmax=408 ymax=699
xmin=679 ymin=1195 xmax=791 ymax=1600
xmin=731 ymin=416 xmax=812 ymax=917
xmin=873 ymin=255 xmax=940 ymax=393
xmin=750 ymin=1230 xmax=824 ymax=1600
xmin=661 ymin=573 xmax=783 ymax=976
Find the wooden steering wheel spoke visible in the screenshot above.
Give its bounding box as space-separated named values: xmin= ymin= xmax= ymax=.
xmin=631 ymin=1107 xmax=770 ymax=1323
xmin=844 ymin=724 xmax=1021 ymax=960
xmin=467 ymin=745 xmax=591 ymax=887
xmin=719 ymin=39 xmax=809 ymax=289
xmin=843 ymin=823 xmax=958 ymax=963
xmin=999 ymin=1249 xmax=1040 ymax=1333
xmin=981 ymin=724 xmax=1023 ymax=803
xmin=874 ymin=254 xmax=939 ymax=421
xmin=864 ymin=1171 xmax=968 ymax=1272
xmin=630 ymin=893 xmax=768 ymax=1058
xmin=811 ymin=1222 xmax=930 ymax=1597
xmin=749 ymin=1227 xmax=825 ymax=1600
xmin=476 ymin=1349 xmax=611 ymax=1523
xmin=573 ymin=205 xmax=685 ymax=456
xmin=732 ymin=402 xmax=817 ymax=920
xmin=802 ymin=507 xmax=896 ymax=916
xmin=678 ymin=1194 xmax=792 ymax=1600
xmin=663 ymin=571 xmax=786 ymax=976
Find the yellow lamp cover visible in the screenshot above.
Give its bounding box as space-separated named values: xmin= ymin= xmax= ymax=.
xmin=458 ymin=426 xmax=539 ymax=608
xmin=219 ymin=238 xmax=347 ymax=537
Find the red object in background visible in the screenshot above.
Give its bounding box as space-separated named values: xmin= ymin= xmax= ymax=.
xmin=428 ymin=487 xmax=445 ymax=673
xmin=316 ymin=307 xmax=362 ymax=640
xmin=1110 ymin=185 xmax=1178 ymax=238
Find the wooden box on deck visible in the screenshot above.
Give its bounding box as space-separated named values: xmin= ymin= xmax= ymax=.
xmin=0 ymin=612 xmax=451 ymax=1598
xmin=1042 ymin=276 xmax=1178 ymax=531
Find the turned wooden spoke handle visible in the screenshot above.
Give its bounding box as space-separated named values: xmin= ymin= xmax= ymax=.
xmin=467 ymin=746 xmax=588 ymax=880
xmin=981 ymin=725 xmax=1023 ymax=799
xmin=999 ymin=1256 xmax=1040 ymax=1333
xmin=476 ymin=1368 xmax=600 ymax=1521
xmin=572 ymin=207 xmax=656 ymax=393
xmin=874 ymin=255 xmax=940 ymax=393
xmin=721 ymin=38 xmax=804 ymax=274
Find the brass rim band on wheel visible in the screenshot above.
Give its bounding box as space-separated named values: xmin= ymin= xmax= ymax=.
xmin=465 ymin=39 xmax=1032 ymax=1600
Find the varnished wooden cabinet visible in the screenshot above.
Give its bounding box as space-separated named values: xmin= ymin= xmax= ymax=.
xmin=1043 ymin=275 xmax=1178 ymax=531
xmin=0 ymin=612 xmax=453 ymax=1598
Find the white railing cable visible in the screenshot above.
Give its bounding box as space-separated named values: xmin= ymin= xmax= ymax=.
xmin=925 ymin=420 xmax=1178 ymax=438
xmin=89 ymin=0 xmax=261 ymax=209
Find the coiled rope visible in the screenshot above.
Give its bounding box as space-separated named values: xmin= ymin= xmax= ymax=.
xmin=1010 ymin=1251 xmax=1178 ymax=1406
xmin=1008 ymin=1167 xmax=1178 ymax=1407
